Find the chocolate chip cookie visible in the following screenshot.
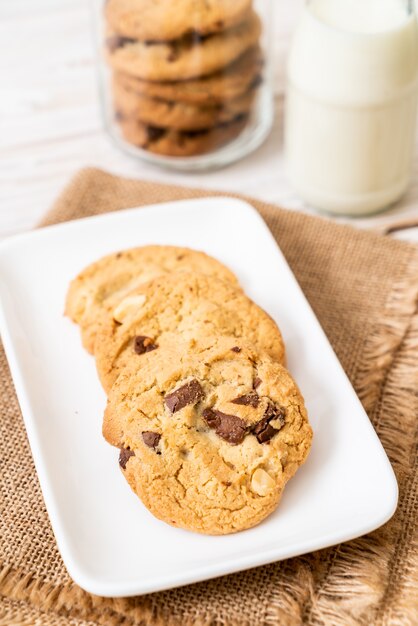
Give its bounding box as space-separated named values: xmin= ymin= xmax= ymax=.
xmin=103 ymin=336 xmax=312 ymax=534
xmin=113 ymin=46 xmax=263 ymax=105
xmin=105 ymin=0 xmax=252 ymax=42
xmin=94 ymin=271 xmax=286 ymax=393
xmin=106 ymin=11 xmax=261 ymax=81
xmin=117 ymin=114 xmax=248 ymax=156
xmin=113 ymin=80 xmax=256 ymax=131
xmin=65 ymin=246 xmax=239 ymax=354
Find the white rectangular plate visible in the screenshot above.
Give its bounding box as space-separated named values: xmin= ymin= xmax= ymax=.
xmin=0 ymin=197 xmax=397 ymax=597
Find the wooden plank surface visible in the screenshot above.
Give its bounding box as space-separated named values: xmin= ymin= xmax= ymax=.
xmin=1 ymin=0 xmax=417 ymax=242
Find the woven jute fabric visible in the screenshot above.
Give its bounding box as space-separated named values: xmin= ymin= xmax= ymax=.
xmin=1 ymin=168 xmax=418 ymax=626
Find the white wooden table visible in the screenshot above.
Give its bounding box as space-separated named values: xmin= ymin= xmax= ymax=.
xmin=1 ymin=0 xmax=418 ymax=242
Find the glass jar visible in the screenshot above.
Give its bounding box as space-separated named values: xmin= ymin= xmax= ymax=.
xmin=92 ymin=0 xmax=274 ymax=171
xmin=285 ymin=0 xmax=418 ymax=216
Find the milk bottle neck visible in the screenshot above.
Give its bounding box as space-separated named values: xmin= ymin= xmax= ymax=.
xmin=288 ymin=0 xmax=418 ymax=106
xmin=306 ymin=0 xmax=415 ymax=34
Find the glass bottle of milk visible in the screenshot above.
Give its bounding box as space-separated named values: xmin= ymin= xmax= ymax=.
xmin=285 ymin=0 xmax=418 ymax=216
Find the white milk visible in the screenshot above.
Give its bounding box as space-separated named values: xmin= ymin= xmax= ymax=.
xmin=285 ymin=0 xmax=418 ymax=215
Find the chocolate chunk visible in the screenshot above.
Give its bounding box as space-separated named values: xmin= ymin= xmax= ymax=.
xmin=265 ymin=402 xmax=286 ymax=426
xmin=134 ymin=335 xmax=158 ymax=355
xmin=165 ymin=379 xmax=204 ymax=413
xmin=202 ymin=408 xmax=219 ymax=429
xmin=231 ymin=346 xmax=241 ymax=353
xmin=253 ymin=417 xmax=277 ymax=444
xmin=202 ymin=408 xmax=247 ymax=445
xmin=146 ymin=125 xmax=166 ymax=143
xmin=253 ymin=377 xmax=262 ymax=390
xmin=252 ymin=403 xmax=285 ymax=444
xmin=106 ymin=35 xmax=136 ymax=53
xmin=142 ymin=431 xmax=161 ymax=450
xmin=231 ymin=391 xmax=260 ymax=408
xmin=119 ymin=447 xmax=134 ymax=470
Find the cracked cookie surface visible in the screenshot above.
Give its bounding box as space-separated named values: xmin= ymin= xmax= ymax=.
xmin=106 ymin=11 xmax=261 ymax=81
xmin=65 ymin=245 xmax=238 ymax=354
xmin=113 ymin=81 xmax=256 ymax=131
xmin=105 ymin=0 xmax=252 ymax=42
xmin=116 ymin=114 xmax=248 ymax=156
xmin=113 ymin=46 xmax=263 ymax=105
xmin=103 ymin=337 xmax=312 ymax=534
xmin=94 ymin=271 xmax=286 ymax=392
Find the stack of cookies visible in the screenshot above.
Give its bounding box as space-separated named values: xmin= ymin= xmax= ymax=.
xmin=66 ymin=245 xmax=312 ymax=534
xmin=103 ymin=0 xmax=264 ymax=157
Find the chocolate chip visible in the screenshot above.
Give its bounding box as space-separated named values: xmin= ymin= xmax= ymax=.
xmin=202 ymin=408 xmax=247 ymax=445
xmin=231 ymin=346 xmax=241 ymax=353
xmin=189 ymin=30 xmax=206 ymax=44
xmin=114 ymin=110 xmax=125 ymax=122
xmin=165 ymin=379 xmax=204 ymax=413
xmin=252 ymin=403 xmax=285 ymax=444
xmin=146 ymin=125 xmax=166 ymax=142
xmin=167 ymin=45 xmax=180 ymax=62
xmin=106 ymin=35 xmax=136 ymax=53
xmin=253 ymin=377 xmax=262 ymax=390
xmin=249 ymin=75 xmax=263 ymax=91
xmin=134 ymin=335 xmax=158 ymax=355
xmin=119 ymin=447 xmax=134 ymax=470
xmin=232 ymin=113 xmax=247 ymax=124
xmin=231 ymin=391 xmax=260 ymax=408
xmin=142 ymin=431 xmax=161 ymax=450
xmin=182 ymin=128 xmax=207 ymax=138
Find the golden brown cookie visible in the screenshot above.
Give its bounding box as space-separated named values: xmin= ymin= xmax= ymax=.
xmin=106 ymin=11 xmax=261 ymax=81
xmin=112 ymin=79 xmax=256 ymax=131
xmin=105 ymin=0 xmax=252 ymax=42
xmin=65 ymin=246 xmax=239 ymax=354
xmin=113 ymin=46 xmax=263 ymax=105
xmin=94 ymin=271 xmax=286 ymax=392
xmin=103 ymin=336 xmax=312 ymax=535
xmin=117 ymin=114 xmax=248 ymax=156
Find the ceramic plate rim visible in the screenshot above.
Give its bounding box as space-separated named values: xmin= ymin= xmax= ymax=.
xmin=0 ymin=197 xmax=398 ymax=597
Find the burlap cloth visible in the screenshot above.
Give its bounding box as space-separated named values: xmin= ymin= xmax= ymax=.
xmin=1 ymin=168 xmax=417 ymax=626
